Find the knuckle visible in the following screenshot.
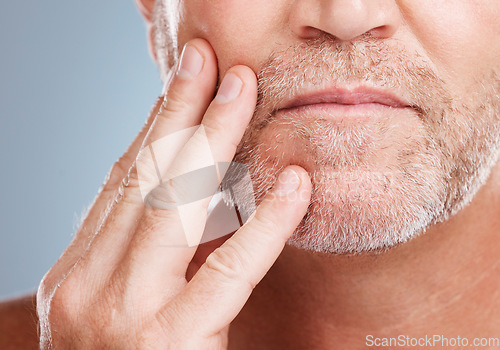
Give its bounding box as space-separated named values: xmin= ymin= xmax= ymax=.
xmin=37 ymin=258 xmax=84 ymax=314
xmin=103 ymin=157 xmax=132 ymax=191
xmin=149 ymin=95 xmax=165 ymax=119
xmin=118 ymin=167 xmax=148 ymax=205
xmin=47 ymin=276 xmax=83 ymax=326
xmin=161 ymin=87 xmax=193 ymax=116
xmin=125 ymin=165 xmax=143 ymax=189
xmin=202 ymin=115 xmax=225 ymax=137
xmin=143 ymin=181 xmax=178 ymax=211
xmin=132 ymin=207 xmax=187 ymax=248
xmin=37 ymin=271 xmax=58 ymax=304
xmin=134 ymin=150 xmax=160 ymax=187
xmin=251 ymin=210 xmax=281 ymax=238
xmin=203 ymin=116 xmax=241 ymax=151
xmin=204 ymin=242 xmax=254 ymax=289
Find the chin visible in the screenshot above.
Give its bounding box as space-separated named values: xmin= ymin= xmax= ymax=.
xmin=230 ymin=68 xmax=500 ymax=255
xmin=283 ymin=164 xmax=448 ymax=254
xmin=233 ymin=117 xmax=451 ymax=254
xmin=286 ymin=183 xmax=439 ymax=255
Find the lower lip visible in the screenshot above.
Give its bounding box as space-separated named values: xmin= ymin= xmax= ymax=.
xmin=276 ymin=103 xmax=411 ymax=121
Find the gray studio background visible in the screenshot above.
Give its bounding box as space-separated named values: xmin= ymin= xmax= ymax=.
xmin=0 ymin=1 xmax=161 ymax=298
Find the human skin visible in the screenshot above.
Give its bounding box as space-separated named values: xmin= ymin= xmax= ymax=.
xmin=145 ymin=0 xmax=500 ymax=348
xmin=1 ymin=0 xmax=500 ymax=349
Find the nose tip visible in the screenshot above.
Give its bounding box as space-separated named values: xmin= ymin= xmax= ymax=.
xmin=290 ymin=0 xmax=401 ymax=42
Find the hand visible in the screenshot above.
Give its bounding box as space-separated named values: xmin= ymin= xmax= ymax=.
xmin=37 ymin=38 xmax=311 ymax=349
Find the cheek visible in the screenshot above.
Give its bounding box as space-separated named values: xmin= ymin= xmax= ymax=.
xmin=403 ymin=0 xmax=500 ymax=88
xmin=178 ymin=0 xmax=288 ymax=76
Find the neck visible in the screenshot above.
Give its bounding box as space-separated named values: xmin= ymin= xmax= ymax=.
xmin=229 ymin=164 xmax=500 ymax=349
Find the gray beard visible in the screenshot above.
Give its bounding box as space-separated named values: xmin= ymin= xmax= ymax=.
xmin=223 ymin=36 xmax=500 ymax=255
xmin=151 ymin=0 xmax=500 ymax=253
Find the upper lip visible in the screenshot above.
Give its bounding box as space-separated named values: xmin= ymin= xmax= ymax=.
xmin=277 ymin=86 xmax=411 ymax=111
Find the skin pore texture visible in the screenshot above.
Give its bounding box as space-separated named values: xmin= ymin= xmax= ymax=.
xmin=1 ymin=1 xmax=499 ymax=349
xmin=153 ymin=1 xmax=500 ymax=255
xmin=148 ymin=0 xmax=500 ymax=347
xmin=147 ymin=0 xmax=500 ymax=349
xmin=232 ymin=38 xmax=499 ymax=254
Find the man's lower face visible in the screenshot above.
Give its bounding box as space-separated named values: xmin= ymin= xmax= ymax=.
xmin=229 ymin=36 xmax=500 ymax=254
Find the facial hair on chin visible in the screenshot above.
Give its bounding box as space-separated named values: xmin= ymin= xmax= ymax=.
xmin=225 ymin=35 xmax=500 ymax=255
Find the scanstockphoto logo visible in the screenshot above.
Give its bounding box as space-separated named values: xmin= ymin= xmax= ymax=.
xmin=136 ymin=125 xmax=256 ymax=247
xmin=365 ymin=334 xmax=500 ymax=349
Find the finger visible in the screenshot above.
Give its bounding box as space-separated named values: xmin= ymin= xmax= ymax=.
xmin=116 ymin=65 xmax=258 ymax=296
xmin=131 ymin=38 xmax=220 ymax=203
xmin=78 ymin=39 xmax=219 ymax=281
xmin=186 ymin=233 xmax=234 ymax=282
xmin=143 ymin=38 xmax=218 ymax=150
xmin=72 ymin=95 xmax=165 ymax=250
xmin=37 ymin=93 xmax=164 ymax=305
xmin=160 ymin=166 xmax=312 ymax=336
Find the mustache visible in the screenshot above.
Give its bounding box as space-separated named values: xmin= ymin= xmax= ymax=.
xmin=252 ymin=33 xmax=451 ymax=124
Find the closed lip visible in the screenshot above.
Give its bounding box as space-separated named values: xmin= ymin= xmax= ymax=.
xmin=276 ymin=86 xmax=412 ymax=112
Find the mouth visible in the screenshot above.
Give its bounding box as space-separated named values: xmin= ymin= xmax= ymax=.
xmin=275 ymin=86 xmax=413 ymax=120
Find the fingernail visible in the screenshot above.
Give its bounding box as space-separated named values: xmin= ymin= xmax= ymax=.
xmin=274 ymin=168 xmax=301 ymax=196
xmin=177 ymin=45 xmax=204 ymax=80
xmin=215 ymin=73 xmax=243 ymax=104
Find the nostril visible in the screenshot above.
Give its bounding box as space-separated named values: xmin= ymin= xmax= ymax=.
xmin=298 ymin=26 xmax=324 ymax=39
xmin=289 ymin=0 xmax=402 ymax=43
xmin=370 ymin=24 xmax=398 ymax=38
